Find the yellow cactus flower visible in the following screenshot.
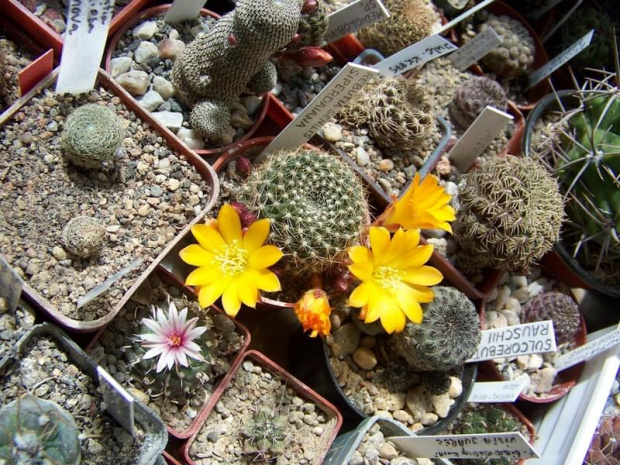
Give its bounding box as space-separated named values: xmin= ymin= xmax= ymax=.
xmin=295 ymin=289 xmax=332 ymax=338
xmin=180 ymin=204 xmax=283 ymax=317
xmin=347 ymin=226 xmax=443 ymax=334
xmin=381 ymin=173 xmax=455 ymax=233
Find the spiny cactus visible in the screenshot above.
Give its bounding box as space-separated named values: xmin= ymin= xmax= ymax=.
xmin=357 ymin=0 xmax=439 ymax=57
xmin=171 ymin=0 xmax=300 ymax=141
xmin=421 ymin=370 xmax=452 ymax=396
xmin=293 ymin=0 xmax=329 ymax=50
xmin=586 ymin=414 xmax=620 ymax=465
xmin=61 ymin=216 xmax=106 ymax=258
xmin=61 ymin=104 xmax=124 ymax=170
xmin=238 ymin=148 xmax=369 ymax=274
xmin=0 ymin=395 xmax=81 ymax=464
xmin=448 ymin=76 xmax=508 ymax=130
xmin=337 ymin=77 xmax=435 ymax=150
xmin=242 ymin=406 xmax=288 ymax=462
xmin=522 ymin=292 xmax=581 ymax=345
xmin=454 ymin=155 xmax=564 ymax=273
xmin=562 ymin=8 xmax=617 ymax=71
xmin=391 ymin=287 xmax=481 ymax=372
xmin=476 ymin=14 xmax=536 ymax=79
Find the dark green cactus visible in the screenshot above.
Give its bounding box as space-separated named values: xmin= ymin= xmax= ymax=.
xmin=562 ymin=8 xmax=617 ymax=71
xmin=391 ymin=287 xmax=481 ymax=372
xmin=522 ymin=292 xmax=581 ymax=345
xmin=294 ymin=0 xmax=329 ymax=49
xmin=448 ymin=76 xmax=508 ymax=130
xmin=0 ymin=395 xmax=81 ymax=464
xmin=242 ymin=406 xmax=288 ymax=462
xmin=238 ymin=148 xmax=370 ymax=274
xmin=454 ymin=155 xmax=564 ymax=273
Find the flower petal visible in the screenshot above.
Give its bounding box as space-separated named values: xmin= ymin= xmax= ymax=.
xmin=348 ymin=261 xmax=373 ymax=282
xmin=369 ymin=227 xmax=391 ymax=260
xmin=186 ymin=266 xmax=223 ymax=287
xmin=242 ymin=219 xmax=271 ymax=252
xmin=190 ymin=224 xmax=225 ymax=253
xmin=348 ymin=245 xmax=372 ymax=264
xmin=380 ymin=305 xmax=406 ymax=334
xmin=239 ymin=271 xmax=259 ymax=308
xmin=348 ymin=282 xmax=371 ymax=308
xmin=179 ymin=244 xmax=215 ymax=267
xmin=222 ymin=279 xmax=242 ymax=317
xmin=249 ymin=245 xmax=283 ymax=269
xmin=396 ymin=283 xmax=424 ymax=324
xmin=400 ymin=266 xmax=444 ymax=286
xmin=197 ymin=277 xmax=231 ymax=309
xmin=254 ymin=269 xmax=281 ymax=293
xmin=218 ymin=204 xmax=242 ymax=244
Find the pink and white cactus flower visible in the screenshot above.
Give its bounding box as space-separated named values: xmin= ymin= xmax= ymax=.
xmin=138 ymin=301 xmax=207 ymax=373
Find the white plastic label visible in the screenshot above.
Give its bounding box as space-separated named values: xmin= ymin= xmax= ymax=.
xmin=56 ymin=0 xmax=114 ymax=94
xmin=448 ymin=105 xmax=513 ymax=172
xmin=164 ymin=0 xmax=206 ymax=23
xmin=390 ymin=432 xmax=540 ymax=460
xmin=467 ymin=320 xmax=557 ymax=363
xmin=0 ymin=255 xmax=23 ymax=313
xmin=555 ymin=326 xmax=620 ymax=372
xmin=324 ymin=0 xmax=390 ymax=44
xmin=468 ymin=379 xmax=529 ymax=403
xmin=262 ymin=63 xmax=378 ymax=156
xmin=449 ymin=27 xmax=502 ymax=71
xmin=526 ymin=29 xmax=594 ymax=89
xmin=375 ymin=35 xmax=458 ymax=77
xmin=97 ymin=366 xmax=135 ymax=436
xmin=437 ymin=0 xmax=496 ymax=35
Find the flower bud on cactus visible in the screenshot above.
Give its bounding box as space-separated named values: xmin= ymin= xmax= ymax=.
xmin=522 ymin=292 xmax=580 ymax=345
xmin=449 ymin=76 xmax=508 ymax=130
xmin=0 ymin=395 xmax=81 ymax=464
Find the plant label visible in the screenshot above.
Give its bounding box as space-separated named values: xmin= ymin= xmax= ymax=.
xmin=389 ymin=432 xmax=540 ymax=460
xmin=526 ymin=29 xmax=594 ymax=89
xmin=97 ymin=366 xmax=135 ymax=436
xmin=467 ymin=320 xmax=557 ymax=363
xmin=324 ymin=0 xmax=390 ymax=44
xmin=77 ymin=259 xmax=143 ymax=309
xmin=449 ymin=27 xmax=502 ymax=71
xmin=448 ymin=105 xmax=513 ymax=172
xmin=467 ymin=379 xmax=529 ymax=403
xmin=437 ymin=0 xmax=496 ymax=35
xmin=164 ymin=0 xmax=207 ymax=23
xmin=375 ymin=35 xmax=458 ymax=77
xmin=555 ymin=324 xmax=620 ymax=372
xmin=262 ymin=62 xmax=378 ymax=157
xmin=56 ymin=0 xmax=114 ymax=94
xmin=0 ymin=255 xmax=23 ymax=313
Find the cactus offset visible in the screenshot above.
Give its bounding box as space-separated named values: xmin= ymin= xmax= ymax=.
xmin=522 ymin=292 xmax=580 ymax=345
xmin=238 ymin=148 xmax=369 ymax=274
xmin=391 ymin=287 xmax=481 ymax=372
xmin=0 ymin=395 xmax=81 ymax=464
xmin=61 ymin=216 xmax=106 ymax=258
xmin=293 ymin=0 xmax=329 ymax=49
xmin=242 ymin=406 xmax=288 ymax=462
xmin=454 ymin=156 xmax=564 ymax=273
xmin=449 ymin=76 xmax=508 ymax=130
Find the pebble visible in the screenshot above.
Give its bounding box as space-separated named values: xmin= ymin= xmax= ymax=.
xmin=322 ymin=122 xmax=342 ymax=142
xmin=152 ymin=76 xmax=175 ymax=100
xmin=242 ymin=95 xmax=261 ymax=115
xmin=502 ymin=309 xmax=520 ymax=326
xmin=356 ymin=146 xmax=370 ymax=166
xmin=330 ymin=323 xmax=361 ymax=357
xmin=151 ymin=111 xmax=183 ymax=130
xmin=137 ymin=205 xmax=150 ymax=217
xmin=138 ymin=90 xmax=164 ymax=112
xmin=109 ymin=56 xmax=133 ymax=78
xmin=448 ymin=377 xmax=463 ymax=398
xmin=51 ymin=247 xmax=66 ymax=261
xmin=116 ymin=71 xmax=149 ymax=96
xmin=168 ymin=179 xmax=180 ymax=191
xmin=392 ymin=410 xmax=412 ymax=423
xmin=432 ymin=394 xmax=454 ymax=418
xmin=530 ymin=367 xmax=557 ymax=394
xmin=527 ymin=353 xmax=544 ymax=371
xmin=158 ymin=39 xmax=186 ymax=60
xmin=133 ymin=21 xmax=157 ymax=40
xmin=378 ymin=159 xmax=395 ymax=171
xmin=134 ymin=41 xmax=159 ymax=64
xmin=352 ymin=347 xmax=378 ymax=370
xmin=379 ymin=443 xmax=399 ymax=460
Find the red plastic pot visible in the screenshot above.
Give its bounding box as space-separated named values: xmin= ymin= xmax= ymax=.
xmin=181 ymin=349 xmax=342 ymax=465
xmin=104 ymin=4 xmax=270 ymax=160
xmin=0 ymin=67 xmax=219 ymax=332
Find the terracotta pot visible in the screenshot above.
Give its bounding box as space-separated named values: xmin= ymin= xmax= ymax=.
xmin=105 ymin=4 xmax=270 ymax=160
xmin=1 ymin=323 xmax=168 ymax=462
xmin=85 ymin=265 xmax=251 ymax=439
xmin=181 ymin=349 xmax=342 ymax=465
xmin=324 ymin=34 xmax=366 ymax=64
xmin=0 ymin=67 xmax=220 ymax=332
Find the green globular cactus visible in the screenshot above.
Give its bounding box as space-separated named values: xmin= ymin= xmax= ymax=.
xmin=391 ymin=287 xmax=481 ymax=372
xmin=477 ymin=14 xmax=535 ymax=79
xmin=521 ymin=291 xmax=580 ymax=345
xmin=61 ymin=104 xmax=124 ymax=170
xmin=0 ymin=395 xmax=81 ymax=464
xmin=337 ymin=77 xmax=435 ymax=150
xmin=454 ymin=155 xmax=564 ymax=273
xmin=238 ymin=148 xmax=370 ymax=274
xmin=61 ymin=216 xmax=106 ymax=258
xmin=189 ymin=100 xmax=235 ymax=146
xmin=448 ymin=76 xmax=508 ymax=130
xmin=293 ymin=0 xmax=329 ymax=50
xmin=357 ymin=0 xmax=439 ymax=57
xmin=421 ymin=370 xmax=452 ymax=396
xmin=171 ymin=0 xmax=300 ymax=141
xmin=242 ymin=407 xmax=288 ymax=462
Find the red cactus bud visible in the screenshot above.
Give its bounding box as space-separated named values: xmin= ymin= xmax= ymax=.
xmin=301 ymin=0 xmax=319 ymax=15
xmin=230 ymin=201 xmax=257 ymax=228
xmin=228 ymin=34 xmax=237 ymax=46
xmin=282 ymin=47 xmax=333 ymax=68
xmin=332 ymin=273 xmax=350 ymax=294
xmin=288 ymin=33 xmax=302 ymax=50
xmin=235 ymin=156 xmax=252 ymax=178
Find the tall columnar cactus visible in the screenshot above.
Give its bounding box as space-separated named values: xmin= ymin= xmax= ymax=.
xmin=521 ymin=292 xmax=580 ymax=345
xmin=294 ymin=0 xmax=329 ymax=50
xmin=0 ymin=395 xmax=81 ymax=464
xmin=171 ymin=0 xmax=300 ymax=143
xmin=238 ymin=148 xmax=369 ymax=274
xmin=337 ymin=77 xmax=435 ymax=150
xmin=454 ymin=156 xmax=564 ymax=273
xmin=391 ymin=287 xmax=481 ymax=372
xmin=448 ymin=76 xmax=508 ymax=130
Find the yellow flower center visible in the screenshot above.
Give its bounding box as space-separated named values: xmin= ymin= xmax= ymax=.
xmin=214 ymin=240 xmax=248 ymax=276
xmin=168 ymin=332 xmax=182 ymax=347
xmin=373 ymin=266 xmax=400 ymax=290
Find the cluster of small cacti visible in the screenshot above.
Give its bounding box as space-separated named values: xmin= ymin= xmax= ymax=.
xmin=61 ymin=216 xmax=107 ymax=258
xmin=171 ymin=0 xmax=300 ymax=143
xmin=242 ymin=406 xmax=288 ymax=461
xmin=522 ymin=292 xmax=581 ymax=345
xmin=337 ymin=77 xmax=435 ymax=150
xmin=454 ymin=155 xmax=564 ymax=273
xmin=357 ymin=0 xmax=439 ymax=57
xmin=238 ymin=148 xmax=370 ymax=275
xmin=61 ymin=103 xmax=124 ymax=170
xmin=391 ymin=287 xmax=481 ymax=372
xmin=0 ymin=395 xmax=81 ymax=464
xmin=448 ymin=76 xmax=508 ymax=130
